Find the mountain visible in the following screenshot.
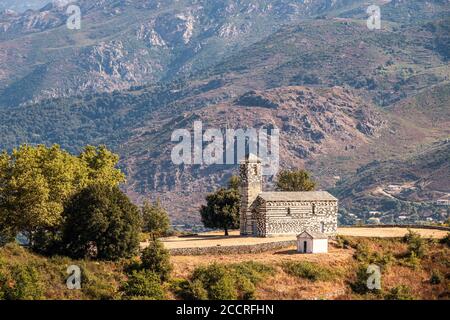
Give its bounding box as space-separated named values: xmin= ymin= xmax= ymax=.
xmin=334 ymin=140 xmax=450 ymax=224
xmin=0 ymin=0 xmax=448 ymax=225
xmin=0 ymin=0 xmax=49 ymax=13
xmin=1 ymin=0 xmax=449 ymax=107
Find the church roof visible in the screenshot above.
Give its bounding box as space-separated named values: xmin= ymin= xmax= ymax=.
xmin=258 ymin=191 xmax=337 ymax=202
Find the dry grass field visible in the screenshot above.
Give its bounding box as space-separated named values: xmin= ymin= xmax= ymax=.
xmin=169 ymin=233 xmax=450 ymax=300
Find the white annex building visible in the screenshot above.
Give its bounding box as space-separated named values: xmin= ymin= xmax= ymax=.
xmin=297 ymin=231 xmax=329 ymax=254
xmin=239 ymin=156 xmax=338 ymax=238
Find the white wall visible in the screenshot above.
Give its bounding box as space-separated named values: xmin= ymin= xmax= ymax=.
xmin=312 ymin=239 xmax=328 ymax=253
xmin=297 ymin=238 xmax=328 ymax=253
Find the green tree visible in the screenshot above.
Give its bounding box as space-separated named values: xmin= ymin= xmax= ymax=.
xmin=0 ymin=144 xmax=124 ymax=251
xmin=120 ymin=270 xmax=165 ymax=300
xmin=275 ymin=169 xmax=316 ymax=191
xmin=61 ymin=184 xmax=141 ymax=261
xmin=200 ymin=188 xmax=240 ymax=236
xmin=228 ymin=175 xmax=240 ymax=190
xmin=141 ymin=239 xmax=173 ymax=282
xmin=142 ymin=200 xmax=171 ymax=239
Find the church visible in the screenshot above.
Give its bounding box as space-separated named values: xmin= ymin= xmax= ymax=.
xmin=239 ymin=156 xmax=338 ymax=237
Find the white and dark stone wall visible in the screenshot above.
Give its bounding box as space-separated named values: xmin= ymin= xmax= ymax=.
xmin=253 ymin=200 xmax=338 ymax=237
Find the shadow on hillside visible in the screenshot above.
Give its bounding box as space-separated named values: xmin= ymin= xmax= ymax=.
xmin=274 ymin=249 xmax=299 ymax=255
xmin=163 ymin=234 xmax=243 ymax=242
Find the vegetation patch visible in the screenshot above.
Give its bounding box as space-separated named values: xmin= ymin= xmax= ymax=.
xmin=171 ymin=261 xmax=274 ymax=300
xmin=281 ymin=261 xmax=336 ymax=282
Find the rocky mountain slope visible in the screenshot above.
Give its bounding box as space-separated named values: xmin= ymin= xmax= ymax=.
xmin=1 ymin=0 xmax=448 ymax=107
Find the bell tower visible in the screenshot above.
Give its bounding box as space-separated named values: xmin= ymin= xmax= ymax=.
xmin=239 ymin=154 xmax=262 ymax=235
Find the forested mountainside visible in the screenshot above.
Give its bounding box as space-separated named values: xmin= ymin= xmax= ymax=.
xmin=0 ymin=0 xmax=448 ymax=225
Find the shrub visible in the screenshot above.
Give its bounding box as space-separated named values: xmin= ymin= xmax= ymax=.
xmin=0 ymin=265 xmax=43 ymax=300
xmin=190 ymin=263 xmax=238 ymax=300
xmin=282 ymin=261 xmax=335 ymax=282
xmin=403 ymin=230 xmax=427 ymax=258
xmin=61 ymin=184 xmax=142 ymax=261
xmin=230 ymin=261 xmax=274 ymax=300
xmin=430 ymin=270 xmax=444 ymax=285
xmin=383 ymin=285 xmax=415 ymax=300
xmin=120 ymin=270 xmax=165 ymax=300
xmin=400 ymin=251 xmax=421 ymax=270
xmin=81 ymin=266 xmax=117 ymax=300
xmin=171 ymin=261 xmax=274 ymax=300
xmin=230 ymin=261 xmax=275 ymax=284
xmin=349 ymin=264 xmax=382 ymax=295
xmin=440 ymin=233 xmax=450 ymax=247
xmin=140 ymin=240 xmax=172 ymax=282
xmin=334 ymin=235 xmax=352 ymax=249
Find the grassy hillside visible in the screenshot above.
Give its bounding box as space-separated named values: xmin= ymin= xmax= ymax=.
xmin=1 ymin=233 xmax=449 ymax=300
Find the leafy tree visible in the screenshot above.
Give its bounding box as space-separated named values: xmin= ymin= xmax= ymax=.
xmin=120 ymin=270 xmax=165 ymax=300
xmin=141 ymin=240 xmax=173 ymax=282
xmin=0 ymin=144 xmax=124 ymax=251
xmin=275 ymin=169 xmax=316 ymax=191
xmin=200 ymin=188 xmax=240 ymax=236
xmin=61 ymin=184 xmax=141 ymax=261
xmin=142 ymin=200 xmax=171 ymax=239
xmin=228 ymin=175 xmax=240 ymax=190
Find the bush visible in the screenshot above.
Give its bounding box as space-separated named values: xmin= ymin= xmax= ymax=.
xmin=230 ymin=261 xmax=274 ymax=300
xmin=349 ymin=264 xmax=382 ymax=295
xmin=440 ymin=233 xmax=450 ymax=247
xmin=171 ymin=261 xmax=273 ymax=301
xmin=190 ymin=263 xmax=237 ymax=300
xmin=282 ymin=261 xmax=335 ymax=282
xmin=400 ymin=251 xmax=421 ymax=270
xmin=403 ymin=230 xmax=427 ymax=258
xmin=430 ymin=270 xmax=444 ymax=285
xmin=383 ymin=285 xmax=415 ymax=300
xmin=81 ymin=266 xmax=117 ymax=300
xmin=120 ymin=270 xmax=165 ymax=300
xmin=334 ymin=235 xmax=352 ymax=249
xmin=0 ymin=265 xmax=43 ymax=300
xmin=230 ymin=261 xmax=275 ymax=285
xmin=140 ymin=240 xmax=172 ymax=282
xmin=61 ymin=184 xmax=142 ymax=261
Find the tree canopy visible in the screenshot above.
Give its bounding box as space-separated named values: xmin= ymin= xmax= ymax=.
xmin=275 ymin=169 xmax=316 ymax=192
xmin=142 ymin=200 xmax=171 ymax=239
xmin=0 ymin=144 xmax=125 ymax=249
xmin=200 ymin=179 xmax=240 ymax=236
xmin=61 ymin=184 xmax=141 ymax=260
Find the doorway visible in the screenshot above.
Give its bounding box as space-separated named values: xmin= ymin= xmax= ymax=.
xmin=303 ymin=241 xmax=307 ymax=253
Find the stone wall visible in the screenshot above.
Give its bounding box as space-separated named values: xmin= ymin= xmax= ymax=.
xmin=169 ymin=240 xmax=296 ymax=256
xmin=256 ymin=200 xmax=338 ymax=237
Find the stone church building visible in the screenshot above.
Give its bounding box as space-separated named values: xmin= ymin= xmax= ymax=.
xmin=239 ymin=156 xmax=338 ymax=237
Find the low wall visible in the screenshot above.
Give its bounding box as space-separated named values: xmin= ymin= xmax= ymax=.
xmin=345 ymin=224 xmax=450 ymax=231
xmin=169 ymin=240 xmax=297 ymax=256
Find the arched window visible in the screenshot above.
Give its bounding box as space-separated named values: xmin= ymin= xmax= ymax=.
xmin=287 ymin=207 xmax=291 ymax=216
